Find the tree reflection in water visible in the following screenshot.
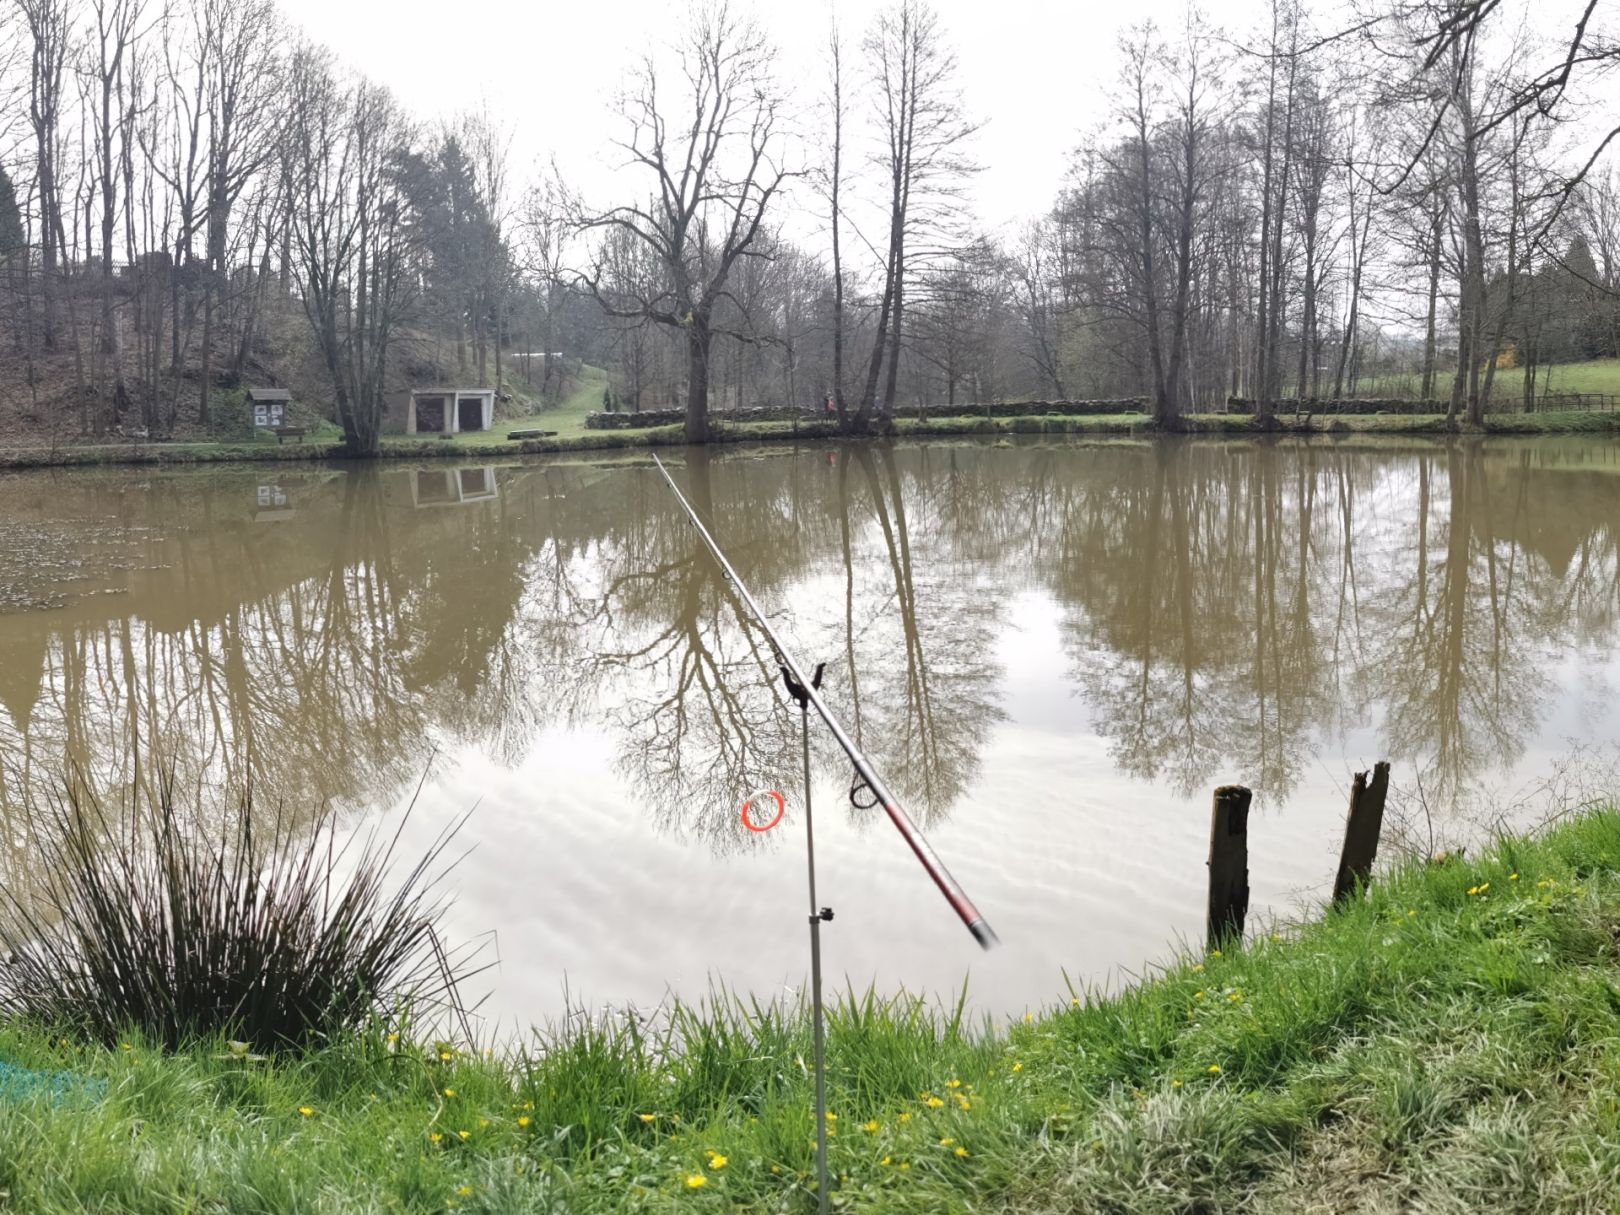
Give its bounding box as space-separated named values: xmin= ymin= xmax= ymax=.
xmin=0 ymin=438 xmax=1617 ymax=866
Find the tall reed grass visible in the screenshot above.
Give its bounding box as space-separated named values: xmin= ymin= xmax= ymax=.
xmin=0 ymin=780 xmax=466 ymax=1052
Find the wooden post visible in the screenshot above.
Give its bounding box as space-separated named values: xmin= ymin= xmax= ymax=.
xmin=1207 ymin=785 xmax=1251 ymax=950
xmin=1333 ymin=761 xmax=1390 ymax=904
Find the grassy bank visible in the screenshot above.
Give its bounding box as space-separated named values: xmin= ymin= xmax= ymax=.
xmin=5 ymin=810 xmax=1620 ymax=1212
xmin=4 ymin=407 xmax=1619 ymax=470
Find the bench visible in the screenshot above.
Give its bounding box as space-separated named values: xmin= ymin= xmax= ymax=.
xmin=507 ymin=429 xmax=558 ymax=440
xmin=272 ymin=426 xmax=307 ymax=444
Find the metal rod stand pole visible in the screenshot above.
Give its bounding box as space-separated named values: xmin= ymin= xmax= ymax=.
xmin=783 ymin=662 xmax=832 ymax=1215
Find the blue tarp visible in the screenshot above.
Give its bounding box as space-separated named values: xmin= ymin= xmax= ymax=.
xmin=0 ymin=1059 xmax=106 ymax=1105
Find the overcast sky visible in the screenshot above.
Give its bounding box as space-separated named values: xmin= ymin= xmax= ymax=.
xmin=273 ymin=0 xmax=1237 ymax=235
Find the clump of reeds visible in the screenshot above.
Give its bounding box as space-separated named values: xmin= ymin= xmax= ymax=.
xmin=0 ymin=778 xmax=467 ymax=1053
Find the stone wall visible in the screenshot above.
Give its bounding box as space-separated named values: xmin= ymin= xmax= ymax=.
xmin=1225 ymin=397 xmax=1446 ymax=415
xmin=583 ymin=398 xmax=1150 ymax=430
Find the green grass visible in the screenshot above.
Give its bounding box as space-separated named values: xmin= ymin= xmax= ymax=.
xmin=1355 ymin=357 xmax=1620 ymax=402
xmin=6 ymin=810 xmax=1620 ymax=1211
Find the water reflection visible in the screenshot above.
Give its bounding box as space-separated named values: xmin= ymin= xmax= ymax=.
xmin=1 ymin=439 xmax=1617 ymax=858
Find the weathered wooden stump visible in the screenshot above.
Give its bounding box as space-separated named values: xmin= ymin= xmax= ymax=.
xmin=1207 ymin=785 xmax=1252 ymax=949
xmin=1332 ymin=762 xmax=1391 ymax=904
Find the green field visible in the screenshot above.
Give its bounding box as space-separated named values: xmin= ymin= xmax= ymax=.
xmin=6 ymin=810 xmax=1620 ymax=1212
xmin=1356 ymin=357 xmax=1620 ymax=402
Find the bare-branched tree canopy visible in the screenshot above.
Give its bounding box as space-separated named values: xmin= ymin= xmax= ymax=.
xmin=0 ymin=0 xmax=1616 ymax=448
xmin=575 ymin=1 xmax=793 ymax=443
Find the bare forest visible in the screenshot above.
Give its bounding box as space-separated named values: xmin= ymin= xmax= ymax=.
xmin=2 ymin=0 xmax=1619 ymax=451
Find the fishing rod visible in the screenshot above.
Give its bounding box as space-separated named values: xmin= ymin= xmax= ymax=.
xmin=651 ymin=453 xmax=1001 ymax=952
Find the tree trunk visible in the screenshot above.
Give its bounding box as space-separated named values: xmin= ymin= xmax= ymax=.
xmin=1421 ymin=206 xmax=1442 ymax=400
xmin=685 ymin=318 xmax=712 ymax=443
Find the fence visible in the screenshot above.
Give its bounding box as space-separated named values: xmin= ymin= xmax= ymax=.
xmin=1225 ymin=393 xmax=1618 ymax=416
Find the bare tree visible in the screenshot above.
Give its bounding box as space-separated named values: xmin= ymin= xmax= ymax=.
xmin=577 ymin=3 xmax=792 ymax=443
xmin=194 ymin=0 xmax=279 ymax=423
xmin=518 ymin=167 xmax=570 ymax=400
xmin=82 ymin=0 xmax=147 ymax=391
xmin=284 ymin=44 xmax=415 ymax=454
xmin=15 ymin=0 xmax=73 ymax=355
xmin=1010 ymin=218 xmax=1065 ymax=397
xmin=852 ymin=0 xmax=978 ymax=430
xmin=822 ymin=15 xmax=849 ymax=423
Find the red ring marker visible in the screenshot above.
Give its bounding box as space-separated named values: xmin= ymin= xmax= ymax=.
xmin=741 ymin=790 xmax=786 ymax=833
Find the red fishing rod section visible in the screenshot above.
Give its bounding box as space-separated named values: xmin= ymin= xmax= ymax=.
xmin=651 ymin=454 xmax=1001 ymax=952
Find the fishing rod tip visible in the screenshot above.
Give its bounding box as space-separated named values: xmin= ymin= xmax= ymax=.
xmin=968 ymin=919 xmax=1001 ymax=952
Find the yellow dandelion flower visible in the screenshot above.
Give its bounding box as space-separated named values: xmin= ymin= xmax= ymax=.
xmin=1172 ymin=1079 xmax=1182 ymax=1088
xmin=1479 ymin=882 xmax=1489 ymax=892
xmin=638 ymin=1113 xmax=656 ymax=1122
xmin=387 ymin=1032 xmax=399 ymax=1043
xmin=1191 ymin=963 xmax=1204 ymax=973
xmin=939 ymin=1137 xmax=955 ymax=1146
xmin=524 ymin=1101 xmax=534 ymax=1110
xmin=956 ymin=1098 xmax=972 ymax=1111
xmin=898 ymin=1112 xmax=912 ymax=1123
xmin=900 ymin=1162 xmax=911 ymax=1170
xmin=1070 ymin=997 xmax=1081 ymax=1007
xmin=439 ymin=1051 xmax=453 ymax=1061
xmin=1207 ymin=1065 xmax=1222 ymax=1075
xmin=1209 ymin=949 xmax=1222 ymax=957
xmin=1194 ymin=990 xmax=1205 ymax=1000
xmin=954 ymin=1145 xmax=969 ymax=1158
xmin=1012 ymin=1061 xmax=1023 ymax=1073
xmin=1227 ymin=991 xmax=1243 ymax=1003
xmin=862 ymin=1120 xmax=880 ymax=1132
xmin=924 ymin=1096 xmax=945 ymax=1109
xmin=708 ymin=1153 xmax=728 ymax=1169
xmin=1270 ymin=933 xmax=1282 ymax=943
xmin=298 ymin=1106 xmax=315 ymax=1117
xmin=825 ymin=1112 xmax=837 ymax=1121
xmin=442 ymin=1088 xmax=456 ymax=1098
xmin=478 ymin=1118 xmax=489 ymax=1128
xmin=120 ymin=1043 xmax=132 ymax=1051
xmin=457 ymin=1186 xmax=473 ymax=1197
xmin=429 ymin=1132 xmax=443 ymax=1144
xmin=457 ymin=1130 xmax=470 ymax=1140
xmin=1023 ymin=1012 xmax=1034 ymax=1023
xmin=685 ymin=1174 xmax=707 ymax=1189
xmin=945 ymin=1079 xmax=962 ymax=1089
xmin=880 ymin=1155 xmax=892 ymax=1166
xmin=1509 ymin=873 xmax=1519 ymax=881
xmin=518 ymin=1115 xmax=531 ymax=1127
xmin=1467 ymin=886 xmax=1479 ymax=896
xmin=1407 ymin=909 xmax=1417 ymax=917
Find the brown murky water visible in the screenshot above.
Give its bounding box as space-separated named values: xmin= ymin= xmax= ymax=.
xmin=1 ymin=436 xmax=1617 ymax=1031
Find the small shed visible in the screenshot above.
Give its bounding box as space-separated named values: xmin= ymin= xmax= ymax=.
xmin=407 ymin=388 xmax=495 ymax=435
xmin=247 ymin=388 xmax=291 ymax=429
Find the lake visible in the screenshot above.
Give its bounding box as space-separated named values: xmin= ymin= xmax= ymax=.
xmin=1 ymin=435 xmax=1617 ymax=1032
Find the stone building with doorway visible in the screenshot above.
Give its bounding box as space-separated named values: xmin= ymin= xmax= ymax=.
xmin=401 ymin=388 xmax=496 ymax=436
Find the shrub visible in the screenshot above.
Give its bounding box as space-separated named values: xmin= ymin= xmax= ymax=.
xmin=0 ymin=780 xmax=467 ymax=1052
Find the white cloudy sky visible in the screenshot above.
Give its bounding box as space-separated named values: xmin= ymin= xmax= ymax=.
xmin=273 ymin=0 xmax=1241 ymax=234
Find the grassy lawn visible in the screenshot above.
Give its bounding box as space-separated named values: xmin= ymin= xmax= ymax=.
xmin=6 ymin=811 xmax=1620 ymax=1211
xmin=1537 ymin=357 xmax=1620 ymax=396
xmin=1356 ymin=358 xmax=1620 ymax=402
